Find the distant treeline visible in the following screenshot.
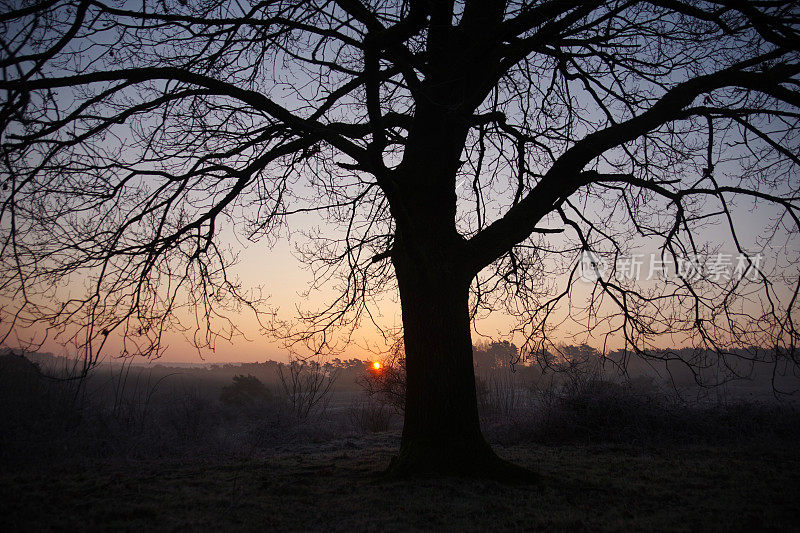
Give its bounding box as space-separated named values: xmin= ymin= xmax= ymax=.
xmin=3 ymin=341 xmax=798 ymax=392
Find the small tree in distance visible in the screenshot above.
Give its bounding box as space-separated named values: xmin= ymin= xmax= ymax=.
xmin=220 ymin=374 xmax=271 ymax=408
xmin=1 ymin=1 xmax=799 ymax=477
xmin=359 ymin=349 xmax=407 ymax=413
xmin=278 ymin=358 xmax=338 ymax=420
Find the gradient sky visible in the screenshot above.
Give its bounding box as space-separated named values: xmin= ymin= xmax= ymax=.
xmin=1 ymin=3 xmax=797 ymax=365
xmin=2 ymin=183 xmax=795 ymax=365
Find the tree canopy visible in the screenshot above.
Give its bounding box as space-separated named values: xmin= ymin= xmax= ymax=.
xmin=1 ymin=2 xmax=799 ymax=473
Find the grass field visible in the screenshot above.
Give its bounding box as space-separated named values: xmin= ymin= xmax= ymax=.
xmin=3 ymin=352 xmax=799 ymax=531
xmin=3 ymin=434 xmax=798 ymax=531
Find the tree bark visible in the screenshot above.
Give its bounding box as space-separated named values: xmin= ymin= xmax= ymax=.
xmin=386 ymin=238 xmax=535 ymax=480
xmin=380 ymin=108 xmax=537 ymax=479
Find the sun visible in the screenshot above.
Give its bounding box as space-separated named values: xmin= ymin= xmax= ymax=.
xmin=372 ymin=361 xmax=381 ymax=370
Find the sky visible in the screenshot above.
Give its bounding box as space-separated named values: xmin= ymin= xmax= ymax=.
xmin=1 ymin=1 xmax=797 ymax=365
xmin=5 ymin=194 xmax=793 ymax=365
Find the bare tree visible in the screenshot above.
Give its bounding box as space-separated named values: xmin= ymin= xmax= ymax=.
xmin=358 ymin=341 xmax=406 ymax=412
xmin=278 ymin=358 xmax=337 ymax=420
xmin=1 ymin=1 xmax=799 ymax=477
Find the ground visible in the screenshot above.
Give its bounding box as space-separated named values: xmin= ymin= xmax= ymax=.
xmin=2 ymin=433 xmax=798 ymax=531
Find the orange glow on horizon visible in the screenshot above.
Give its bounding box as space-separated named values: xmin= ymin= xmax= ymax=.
xmin=372 ymin=361 xmax=381 ymax=370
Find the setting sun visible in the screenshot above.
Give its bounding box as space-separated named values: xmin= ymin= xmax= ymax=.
xmin=372 ymin=361 xmax=381 ymax=370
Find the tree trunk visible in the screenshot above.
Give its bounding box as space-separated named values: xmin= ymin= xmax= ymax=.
xmin=386 ymin=243 xmax=535 ymax=480
xmin=382 ymin=111 xmax=536 ymax=479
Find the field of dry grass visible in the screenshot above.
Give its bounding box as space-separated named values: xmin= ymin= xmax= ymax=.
xmin=3 ymin=352 xmax=800 ymax=531
xmin=3 ymin=433 xmax=799 ymax=531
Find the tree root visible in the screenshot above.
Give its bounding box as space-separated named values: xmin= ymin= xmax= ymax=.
xmin=383 ymin=437 xmax=538 ymax=483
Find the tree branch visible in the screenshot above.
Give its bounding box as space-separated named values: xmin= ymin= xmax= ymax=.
xmin=467 ymin=56 xmax=800 ymax=272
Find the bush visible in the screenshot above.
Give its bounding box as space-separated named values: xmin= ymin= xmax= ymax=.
xmin=356 ymin=355 xmax=405 ymax=413
xmin=220 ymin=374 xmax=271 ymax=407
xmin=278 ymin=358 xmax=338 ymax=420
xmin=534 ymin=378 xmax=664 ymax=443
xmin=477 ymin=367 xmax=527 ymax=418
xmin=348 ymin=396 xmax=395 ymax=433
xmin=513 ymin=371 xmax=800 ymax=445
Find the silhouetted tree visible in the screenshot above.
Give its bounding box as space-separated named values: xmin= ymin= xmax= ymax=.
xmin=220 ymin=374 xmax=271 ymax=407
xmin=359 ymin=344 xmax=407 ymax=412
xmin=278 ymin=358 xmax=338 ymax=420
xmin=1 ymin=1 xmax=799 ymax=477
xmin=474 ymin=340 xmax=520 ymax=373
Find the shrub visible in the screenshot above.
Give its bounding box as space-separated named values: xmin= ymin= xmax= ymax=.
xmin=357 ymin=355 xmax=406 ymax=413
xmin=220 ymin=374 xmax=271 ymax=407
xmin=348 ymin=396 xmax=395 ymax=433
xmin=278 ymin=359 xmax=337 ymax=420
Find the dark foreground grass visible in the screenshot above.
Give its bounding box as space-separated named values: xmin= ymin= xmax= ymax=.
xmin=2 ymin=437 xmax=798 ymax=532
